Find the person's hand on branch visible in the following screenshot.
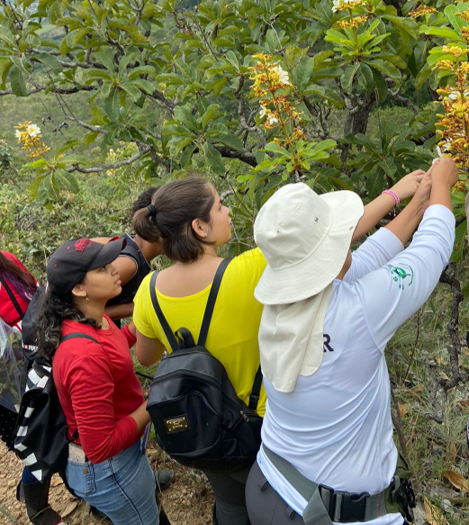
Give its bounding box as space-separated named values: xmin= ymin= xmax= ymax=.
xmin=390 ymin=169 xmax=425 ymax=201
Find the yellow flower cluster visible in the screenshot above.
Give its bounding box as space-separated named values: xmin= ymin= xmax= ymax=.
xmin=337 ymin=15 xmax=368 ymax=29
xmin=461 ymin=27 xmax=469 ymax=44
xmin=456 ymin=8 xmax=469 ymax=21
xmin=249 ymin=53 xmax=306 ymax=152
xmin=441 ymin=45 xmax=467 ymax=58
xmin=435 ymin=61 xmax=469 ymax=173
xmin=14 ymin=122 xmax=50 ymax=158
xmin=249 ymin=53 xmax=292 ymax=98
xmin=332 ymin=0 xmax=365 ymax=13
xmin=408 ymin=5 xmax=437 ymax=18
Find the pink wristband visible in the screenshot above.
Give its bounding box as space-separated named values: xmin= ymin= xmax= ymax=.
xmin=382 ymin=189 xmax=400 ymax=205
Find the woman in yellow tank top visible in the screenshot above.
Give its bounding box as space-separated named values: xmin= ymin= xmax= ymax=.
xmin=132 ymin=177 xmax=267 ymax=525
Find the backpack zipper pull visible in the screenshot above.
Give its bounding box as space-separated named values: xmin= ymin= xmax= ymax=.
xmin=240 ymin=411 xmax=249 ymax=422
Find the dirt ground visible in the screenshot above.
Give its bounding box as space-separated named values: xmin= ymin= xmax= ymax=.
xmin=1 ymin=440 xmax=432 ymax=525
xmin=0 ymin=440 xmax=214 ymax=524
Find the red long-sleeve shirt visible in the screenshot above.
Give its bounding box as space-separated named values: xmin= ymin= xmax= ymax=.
xmin=0 ymin=252 xmax=36 ymax=328
xmin=53 ymin=316 xmax=143 ymax=463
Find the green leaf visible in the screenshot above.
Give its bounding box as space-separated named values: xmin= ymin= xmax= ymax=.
xmin=216 ymin=133 xmax=244 ymax=151
xmin=415 ymin=64 xmax=432 ymax=89
xmin=59 ymin=154 xmax=90 ymax=165
xmin=370 ymin=67 xmax=387 ymax=102
xmin=23 ymin=158 xmax=47 ymax=168
xmin=0 ymin=27 xmax=16 ymax=46
xmin=357 ymin=63 xmax=374 ymax=92
xmin=295 ymin=56 xmax=315 ymax=93
xmin=10 ymin=66 xmax=28 ymax=97
xmin=303 ymin=85 xmax=344 ymax=108
xmin=55 ymin=139 xmax=82 ymax=157
xmin=445 ymin=4 xmax=467 ymax=33
xmin=120 ymin=82 xmax=142 ymax=103
xmin=365 ymin=171 xmax=384 ymax=199
xmin=207 ymin=77 xmax=228 ymax=96
xmin=421 ymin=26 xmax=460 ymax=41
xmin=225 ymin=51 xmax=239 ymax=69
xmin=0 ymin=59 xmax=13 ymax=90
xmin=71 ymin=27 xmax=91 ymax=48
xmin=201 ymin=104 xmax=221 ymax=129
xmin=103 ymin=89 xmax=120 ymax=120
xmin=10 ymin=56 xmax=28 ymax=75
xmin=179 ymin=144 xmax=197 ymax=168
xmin=311 ymin=139 xmax=336 ymax=153
xmin=29 ymin=175 xmax=45 ymax=199
xmin=170 ymin=136 xmax=194 ymax=156
xmin=206 ymin=143 xmax=226 ymax=175
xmin=174 ymin=106 xmax=197 ymax=131
xmin=129 ymin=79 xmax=155 ymax=95
xmin=55 ymin=169 xmax=80 ymax=192
xmin=30 ymin=52 xmax=63 ymax=74
xmin=157 ymin=73 xmax=186 ymax=86
xmin=128 ymin=66 xmax=155 ymax=79
xmin=84 ymin=69 xmax=113 ymax=83
xmin=341 ymin=63 xmax=360 ymax=93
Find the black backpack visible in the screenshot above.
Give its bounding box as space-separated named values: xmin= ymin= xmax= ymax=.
xmin=147 ymin=259 xmax=263 ymax=471
xmin=13 ymin=333 xmax=98 ymax=482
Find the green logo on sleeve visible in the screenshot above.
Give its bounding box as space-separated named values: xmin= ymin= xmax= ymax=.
xmin=385 ymin=264 xmax=414 ymax=290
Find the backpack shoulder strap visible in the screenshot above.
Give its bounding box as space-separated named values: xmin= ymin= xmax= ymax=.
xmin=149 ymin=271 xmax=179 ymax=352
xmin=198 ymin=258 xmax=231 ymax=347
xmin=249 ymin=366 xmax=263 ymax=410
xmin=61 ymin=333 xmax=100 ymax=345
xmin=0 ymin=274 xmax=25 ymax=319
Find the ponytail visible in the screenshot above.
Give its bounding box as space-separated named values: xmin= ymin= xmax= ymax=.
xmin=132 ymin=177 xmax=215 ymax=264
xmin=132 ymin=206 xmax=163 ymax=243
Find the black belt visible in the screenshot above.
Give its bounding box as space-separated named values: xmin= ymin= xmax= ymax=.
xmin=263 ymin=445 xmax=389 ymax=524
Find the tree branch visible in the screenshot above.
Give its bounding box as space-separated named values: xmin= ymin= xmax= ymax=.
xmin=438 ymin=262 xmax=463 ymax=391
xmin=67 ymin=146 xmax=153 ymax=173
xmin=64 ymin=116 xmax=107 ymax=134
xmin=214 ymin=146 xmax=257 ymax=167
xmin=0 ymin=84 xmax=94 ymax=96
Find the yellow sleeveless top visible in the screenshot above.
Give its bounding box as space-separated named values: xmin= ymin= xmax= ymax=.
xmin=133 ymin=248 xmax=267 ymax=416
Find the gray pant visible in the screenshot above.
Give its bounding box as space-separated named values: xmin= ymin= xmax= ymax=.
xmin=246 ymin=461 xmax=304 ymax=524
xmin=204 ymin=465 xmax=252 ymax=525
xmin=246 ymin=462 xmax=408 ymax=525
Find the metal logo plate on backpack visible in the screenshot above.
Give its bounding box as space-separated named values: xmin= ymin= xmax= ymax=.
xmin=164 ymin=415 xmax=189 ymax=433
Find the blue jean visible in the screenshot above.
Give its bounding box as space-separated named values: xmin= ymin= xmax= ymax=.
xmin=66 ymin=439 xmax=158 ymax=525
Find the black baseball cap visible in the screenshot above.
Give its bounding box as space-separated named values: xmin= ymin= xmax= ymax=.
xmin=47 ymin=238 xmax=125 ymax=298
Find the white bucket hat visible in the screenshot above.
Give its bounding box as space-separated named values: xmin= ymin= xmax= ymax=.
xmin=254 ymin=183 xmax=364 ymax=305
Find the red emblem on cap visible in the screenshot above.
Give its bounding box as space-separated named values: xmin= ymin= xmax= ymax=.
xmin=74 ymin=239 xmax=92 ymax=252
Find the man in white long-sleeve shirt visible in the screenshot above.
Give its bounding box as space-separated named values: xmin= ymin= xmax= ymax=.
xmin=246 ymin=158 xmax=459 ymax=525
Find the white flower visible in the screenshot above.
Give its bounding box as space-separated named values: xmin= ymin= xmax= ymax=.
xmin=26 ymin=124 xmax=41 ymax=137
xmin=259 ymin=106 xmax=268 ymax=118
xmin=15 ymin=130 xmax=22 ymax=139
xmin=436 ymin=142 xmax=451 ymax=157
xmin=267 ymin=115 xmax=279 ymax=126
xmin=272 ymin=64 xmax=291 ymax=86
xmin=332 ymin=0 xmax=342 ymax=12
xmin=332 ymin=0 xmax=356 ymax=12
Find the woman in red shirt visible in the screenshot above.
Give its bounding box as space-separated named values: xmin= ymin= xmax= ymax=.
xmin=36 ymin=238 xmax=162 ymax=525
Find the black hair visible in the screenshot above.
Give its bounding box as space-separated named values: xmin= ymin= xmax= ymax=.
xmin=37 ymin=290 xmax=100 ymax=359
xmin=132 ymin=177 xmax=215 ymax=264
xmin=131 ymin=187 xmax=158 ymax=220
